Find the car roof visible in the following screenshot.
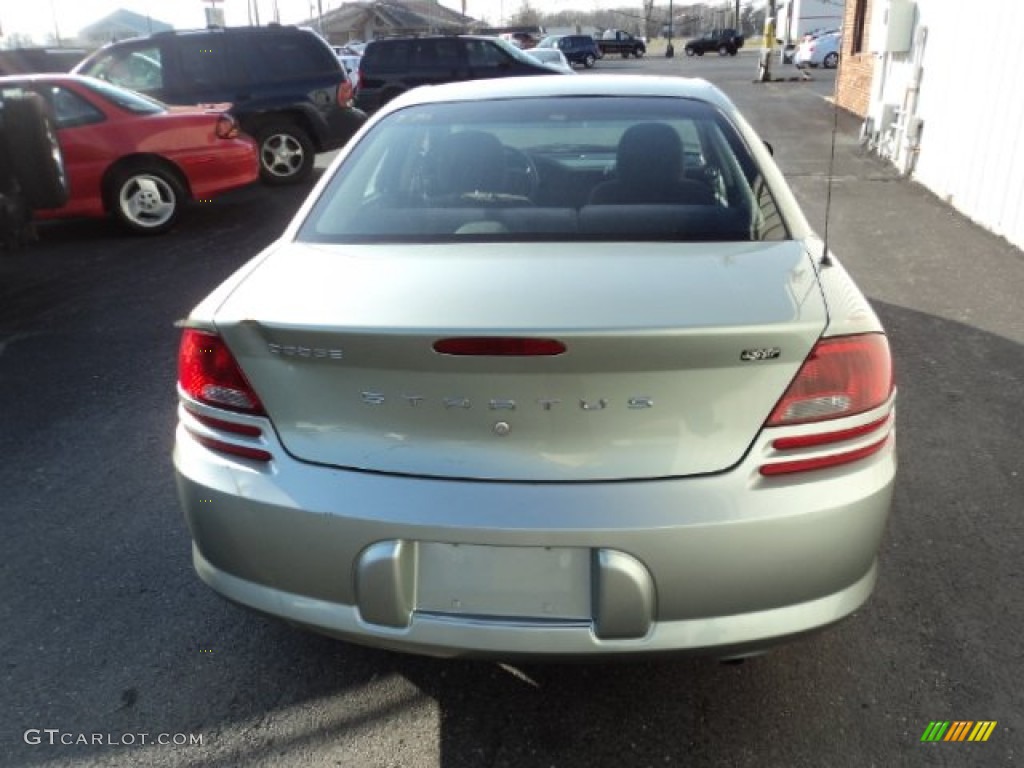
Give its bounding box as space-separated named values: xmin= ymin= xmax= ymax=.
xmin=91 ymin=24 xmax=317 ymax=47
xmin=368 ymin=35 xmax=505 ymax=43
xmin=388 ymin=75 xmax=735 ymax=113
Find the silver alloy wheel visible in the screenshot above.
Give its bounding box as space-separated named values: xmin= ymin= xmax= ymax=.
xmin=824 ymin=52 xmax=839 ymax=68
xmin=261 ymin=132 xmax=306 ymax=180
xmin=117 ymin=172 xmax=177 ymax=229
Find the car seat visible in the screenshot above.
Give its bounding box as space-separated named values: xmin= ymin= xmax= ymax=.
xmin=589 ymin=122 xmax=716 ymax=205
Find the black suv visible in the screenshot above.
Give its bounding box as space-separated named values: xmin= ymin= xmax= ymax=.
xmin=354 ymin=35 xmax=557 ymax=115
xmin=74 ymin=26 xmax=366 ymax=184
xmin=536 ymin=35 xmax=601 ymax=69
xmin=683 ymin=29 xmax=745 ymax=57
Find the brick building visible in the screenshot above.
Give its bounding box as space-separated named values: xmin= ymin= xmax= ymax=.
xmin=834 ymin=0 xmax=875 ymax=116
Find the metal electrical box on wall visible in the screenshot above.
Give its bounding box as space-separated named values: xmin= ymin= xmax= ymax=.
xmin=870 ymin=0 xmax=916 ymax=54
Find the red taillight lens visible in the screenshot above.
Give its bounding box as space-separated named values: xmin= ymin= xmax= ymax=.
xmin=178 ymin=329 xmax=265 ymax=414
xmin=215 ymin=114 xmax=239 ymax=139
xmin=433 ymin=337 xmax=567 ymax=356
xmin=759 ymin=435 xmax=891 ymax=476
xmin=766 ymin=334 xmax=893 ymax=426
xmin=337 ymin=80 xmax=353 ymax=106
xmin=771 ymin=414 xmax=891 ymax=450
xmin=186 ymin=432 xmax=273 ymax=463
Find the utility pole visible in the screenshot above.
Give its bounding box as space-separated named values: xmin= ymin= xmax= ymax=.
xmin=757 ymin=0 xmax=776 ymax=82
xmin=665 ymin=0 xmax=674 ymax=57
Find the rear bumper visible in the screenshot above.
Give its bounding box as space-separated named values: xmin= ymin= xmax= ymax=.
xmin=194 ymin=543 xmax=878 ymax=660
xmin=179 ymin=139 xmax=260 ymax=199
xmin=173 ymin=406 xmax=896 ymax=659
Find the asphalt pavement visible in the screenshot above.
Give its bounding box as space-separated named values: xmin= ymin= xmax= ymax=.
xmin=1 ymin=53 xmax=1021 ymax=767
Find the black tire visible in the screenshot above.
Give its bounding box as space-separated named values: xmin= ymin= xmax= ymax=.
xmin=3 ymin=92 xmax=68 ymax=209
xmin=824 ymin=52 xmax=839 ymax=69
xmin=108 ymin=163 xmax=185 ymax=235
xmin=729 ymin=49 xmax=738 ymax=56
xmin=718 ymin=44 xmax=730 ymax=56
xmin=621 ymin=50 xmax=630 ymax=59
xmin=696 ymin=50 xmax=704 ymax=56
xmin=256 ymin=122 xmax=314 ymax=185
xmin=635 ymin=48 xmax=645 ymax=58
xmin=583 ymin=53 xmax=596 ymax=68
xmin=685 ymin=47 xmax=696 ymax=57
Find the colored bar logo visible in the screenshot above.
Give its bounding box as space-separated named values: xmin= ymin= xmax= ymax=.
xmin=921 ymin=721 xmax=997 ymax=742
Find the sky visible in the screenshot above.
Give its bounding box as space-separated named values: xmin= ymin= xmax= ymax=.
xmin=1 ymin=0 xmax=651 ymax=44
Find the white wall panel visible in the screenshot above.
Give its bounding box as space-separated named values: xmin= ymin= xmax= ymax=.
xmin=910 ymin=0 xmax=1024 ymax=249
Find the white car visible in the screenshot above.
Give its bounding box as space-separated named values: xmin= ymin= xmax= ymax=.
xmin=174 ymin=76 xmax=896 ymax=660
xmin=334 ymin=49 xmax=361 ymax=90
xmin=524 ymin=47 xmax=576 ymax=74
xmin=794 ymin=31 xmax=841 ymax=69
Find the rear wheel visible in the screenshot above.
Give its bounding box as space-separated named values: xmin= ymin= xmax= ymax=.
xmin=685 ymin=47 xmax=696 ymax=57
xmin=824 ymin=52 xmax=839 ymax=68
xmin=621 ymin=50 xmax=630 ymax=59
xmin=718 ymin=44 xmax=730 ymax=56
xmin=256 ymin=122 xmax=314 ymax=185
xmin=109 ymin=163 xmax=185 ymax=235
xmin=3 ymin=92 xmax=68 ymax=209
xmin=583 ymin=53 xmax=596 ymax=68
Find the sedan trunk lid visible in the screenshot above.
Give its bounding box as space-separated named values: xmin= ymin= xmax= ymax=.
xmin=212 ymin=241 xmax=826 ymax=481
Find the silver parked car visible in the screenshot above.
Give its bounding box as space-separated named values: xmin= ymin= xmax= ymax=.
xmin=524 ymin=47 xmax=576 ymax=74
xmin=174 ymin=75 xmax=896 ymax=660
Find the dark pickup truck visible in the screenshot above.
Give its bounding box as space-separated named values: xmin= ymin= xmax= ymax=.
xmin=683 ymin=28 xmax=745 ymax=56
xmin=0 ymin=88 xmax=68 ymax=247
xmin=597 ymin=30 xmax=647 ymax=58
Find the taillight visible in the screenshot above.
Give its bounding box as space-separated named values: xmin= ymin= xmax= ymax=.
xmin=766 ymin=334 xmax=893 ymax=426
xmin=337 ymin=80 xmax=353 ymax=106
xmin=215 ymin=114 xmax=239 ymax=139
xmin=433 ymin=337 xmax=567 ymax=356
xmin=758 ymin=334 xmax=895 ymax=476
xmin=178 ymin=329 xmax=265 ymax=414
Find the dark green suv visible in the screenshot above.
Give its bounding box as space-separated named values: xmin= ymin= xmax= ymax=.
xmin=74 ymin=26 xmax=366 ymax=184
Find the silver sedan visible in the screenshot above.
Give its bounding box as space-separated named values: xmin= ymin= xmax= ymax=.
xmin=174 ymin=75 xmax=896 ymax=660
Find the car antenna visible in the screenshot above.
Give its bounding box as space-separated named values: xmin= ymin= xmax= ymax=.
xmin=819 ymin=83 xmax=841 ymax=268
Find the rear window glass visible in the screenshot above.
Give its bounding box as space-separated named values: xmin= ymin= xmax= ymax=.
xmin=361 ymin=41 xmax=410 ymax=74
xmin=412 ymin=39 xmax=461 ymax=70
xmin=79 ymin=77 xmax=165 ymax=114
xmin=238 ymin=33 xmax=339 ymax=81
xmin=79 ymin=45 xmax=163 ymax=93
xmin=178 ymin=37 xmax=233 ymax=89
xmin=298 ymin=96 xmax=789 ymax=244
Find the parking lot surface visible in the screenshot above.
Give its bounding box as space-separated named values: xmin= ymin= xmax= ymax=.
xmin=1 ymin=53 xmax=1021 ymax=767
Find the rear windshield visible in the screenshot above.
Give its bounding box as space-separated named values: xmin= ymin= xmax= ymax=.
xmin=299 ymin=96 xmax=788 ymax=243
xmin=79 ymin=76 xmax=164 ymax=114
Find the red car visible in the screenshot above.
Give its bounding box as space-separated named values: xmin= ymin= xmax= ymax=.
xmin=0 ymin=74 xmax=258 ymax=235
